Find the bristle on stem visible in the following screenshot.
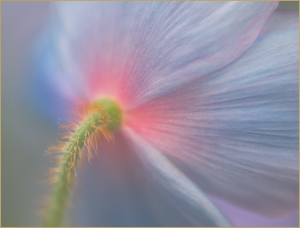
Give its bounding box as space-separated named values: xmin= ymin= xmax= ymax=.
xmin=43 ymin=98 xmax=122 ymax=227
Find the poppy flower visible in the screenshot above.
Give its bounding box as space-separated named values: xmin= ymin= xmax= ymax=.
xmin=32 ymin=1 xmax=299 ymax=226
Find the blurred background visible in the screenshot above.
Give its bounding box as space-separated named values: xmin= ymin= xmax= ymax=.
xmin=2 ymin=1 xmax=299 ymax=227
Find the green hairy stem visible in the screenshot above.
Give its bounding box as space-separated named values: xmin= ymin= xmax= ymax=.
xmin=43 ymin=98 xmax=122 ymax=227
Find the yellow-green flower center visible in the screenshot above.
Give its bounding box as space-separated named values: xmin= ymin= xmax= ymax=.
xmin=95 ymin=98 xmax=122 ymax=131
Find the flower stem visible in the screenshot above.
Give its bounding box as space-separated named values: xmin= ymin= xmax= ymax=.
xmin=43 ymin=98 xmax=122 ymax=227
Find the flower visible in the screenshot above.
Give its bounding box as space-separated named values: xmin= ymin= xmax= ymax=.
xmin=32 ymin=1 xmax=299 ymax=226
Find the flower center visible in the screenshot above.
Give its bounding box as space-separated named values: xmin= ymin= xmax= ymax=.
xmin=95 ymin=97 xmax=122 ymax=131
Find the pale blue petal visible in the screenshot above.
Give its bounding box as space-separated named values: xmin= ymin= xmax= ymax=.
xmin=126 ymin=11 xmax=299 ymax=216
xmin=123 ymin=127 xmax=232 ymax=226
xmin=259 ymin=10 xmax=299 ymax=36
xmin=52 ymin=1 xmax=277 ymax=108
xmin=72 ymin=131 xmax=229 ymax=226
xmin=30 ymin=11 xmax=81 ymax=121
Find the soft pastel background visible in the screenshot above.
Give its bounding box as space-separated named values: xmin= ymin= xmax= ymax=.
xmin=1 ymin=1 xmax=299 ymax=227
